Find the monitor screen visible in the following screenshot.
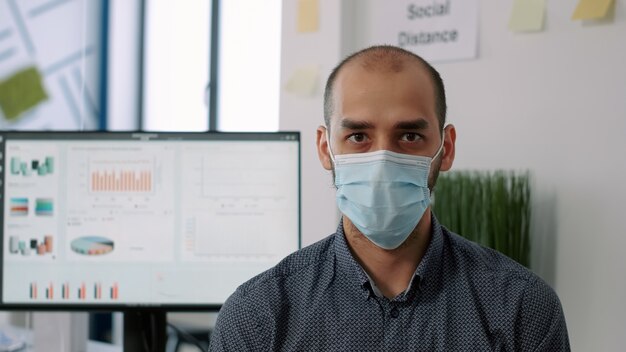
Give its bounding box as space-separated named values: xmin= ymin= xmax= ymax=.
xmin=0 ymin=131 xmax=300 ymax=309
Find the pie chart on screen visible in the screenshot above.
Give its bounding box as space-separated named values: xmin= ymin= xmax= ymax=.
xmin=71 ymin=236 xmax=114 ymax=255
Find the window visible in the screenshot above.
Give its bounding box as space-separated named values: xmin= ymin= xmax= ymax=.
xmin=141 ymin=0 xmax=211 ymax=131
xmin=217 ymin=0 xmax=282 ymax=132
xmin=140 ymin=0 xmax=282 ymax=132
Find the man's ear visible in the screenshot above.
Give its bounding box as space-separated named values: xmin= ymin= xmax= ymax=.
xmin=316 ymin=125 xmax=333 ymax=170
xmin=440 ymin=124 xmax=456 ymax=172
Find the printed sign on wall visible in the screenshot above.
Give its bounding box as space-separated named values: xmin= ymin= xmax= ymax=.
xmin=369 ymin=0 xmax=478 ymax=62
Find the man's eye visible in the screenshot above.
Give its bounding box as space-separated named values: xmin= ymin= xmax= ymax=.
xmin=347 ymin=133 xmax=368 ymax=143
xmin=401 ymin=133 xmax=421 ymax=142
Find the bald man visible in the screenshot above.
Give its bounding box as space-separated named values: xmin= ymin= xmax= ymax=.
xmin=209 ymin=45 xmax=570 ymax=351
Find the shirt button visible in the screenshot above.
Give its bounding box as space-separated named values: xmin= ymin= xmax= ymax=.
xmin=390 ymin=307 xmax=399 ymax=318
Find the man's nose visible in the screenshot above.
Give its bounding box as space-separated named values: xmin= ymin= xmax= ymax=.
xmin=372 ymin=137 xmax=395 ymax=153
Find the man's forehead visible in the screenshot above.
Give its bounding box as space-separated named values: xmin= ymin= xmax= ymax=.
xmin=333 ymin=59 xmax=432 ymax=96
xmin=328 ymin=63 xmax=437 ymax=128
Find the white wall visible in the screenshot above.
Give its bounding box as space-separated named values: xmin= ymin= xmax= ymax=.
xmin=281 ymin=0 xmax=626 ymax=350
xmin=280 ymin=0 xmax=342 ymax=246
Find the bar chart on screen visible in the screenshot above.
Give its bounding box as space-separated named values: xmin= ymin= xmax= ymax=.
xmin=90 ymin=169 xmax=153 ymax=193
xmin=25 ymin=280 xmax=120 ymax=302
xmin=88 ymin=159 xmax=155 ymax=194
xmin=61 ymin=143 xmax=177 ymax=206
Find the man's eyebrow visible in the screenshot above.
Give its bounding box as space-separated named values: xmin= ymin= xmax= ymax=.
xmin=394 ymin=118 xmax=429 ymax=130
xmin=340 ymin=118 xmax=374 ymax=130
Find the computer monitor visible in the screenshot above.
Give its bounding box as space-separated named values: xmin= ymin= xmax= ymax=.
xmin=0 ymin=131 xmax=300 ymax=349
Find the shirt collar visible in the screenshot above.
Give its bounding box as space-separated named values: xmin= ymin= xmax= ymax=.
xmin=414 ymin=214 xmax=445 ymax=293
xmin=334 ymin=220 xmax=373 ymax=300
xmin=333 ymin=213 xmax=445 ymax=301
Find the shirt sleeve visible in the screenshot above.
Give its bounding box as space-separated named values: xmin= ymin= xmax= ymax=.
xmin=517 ymin=277 xmax=571 ymax=351
xmin=208 ymin=291 xmax=269 ymax=352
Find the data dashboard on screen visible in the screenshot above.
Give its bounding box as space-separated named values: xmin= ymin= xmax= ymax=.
xmin=0 ymin=132 xmax=300 ymax=308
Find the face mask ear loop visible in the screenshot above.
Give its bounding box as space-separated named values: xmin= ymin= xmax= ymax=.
xmin=431 ymin=128 xmax=446 ymax=164
xmin=325 ymin=128 xmax=336 ymax=164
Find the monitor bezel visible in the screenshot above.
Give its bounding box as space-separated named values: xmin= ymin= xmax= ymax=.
xmin=0 ymin=130 xmax=301 ymax=311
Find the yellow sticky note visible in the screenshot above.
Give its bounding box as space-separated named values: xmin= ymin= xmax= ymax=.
xmin=285 ymin=66 xmax=319 ymax=97
xmin=297 ymin=0 xmax=319 ymax=33
xmin=509 ymin=0 xmax=545 ymax=32
xmin=572 ymin=0 xmax=614 ymax=20
xmin=0 ymin=66 xmax=48 ymax=120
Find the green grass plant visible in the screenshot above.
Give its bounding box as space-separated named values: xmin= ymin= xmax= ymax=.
xmin=432 ymin=170 xmax=531 ymax=267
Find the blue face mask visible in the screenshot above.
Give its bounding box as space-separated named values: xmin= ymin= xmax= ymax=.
xmin=328 ymin=132 xmax=444 ymax=250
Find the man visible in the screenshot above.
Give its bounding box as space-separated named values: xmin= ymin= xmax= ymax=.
xmin=209 ymin=45 xmax=570 ymax=351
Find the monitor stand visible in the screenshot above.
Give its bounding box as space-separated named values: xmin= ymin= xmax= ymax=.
xmin=123 ymin=310 xmax=167 ymax=352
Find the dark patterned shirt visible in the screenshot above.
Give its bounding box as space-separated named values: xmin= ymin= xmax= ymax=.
xmin=209 ymin=216 xmax=570 ymax=351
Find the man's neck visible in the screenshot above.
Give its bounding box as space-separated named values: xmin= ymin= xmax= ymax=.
xmin=343 ymin=210 xmax=433 ymax=299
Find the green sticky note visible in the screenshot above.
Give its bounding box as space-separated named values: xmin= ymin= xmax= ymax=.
xmin=0 ymin=66 xmax=48 ymax=120
xmin=509 ymin=0 xmax=545 ymax=32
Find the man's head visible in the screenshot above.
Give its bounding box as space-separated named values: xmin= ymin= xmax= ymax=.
xmin=316 ymin=45 xmax=457 ymax=249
